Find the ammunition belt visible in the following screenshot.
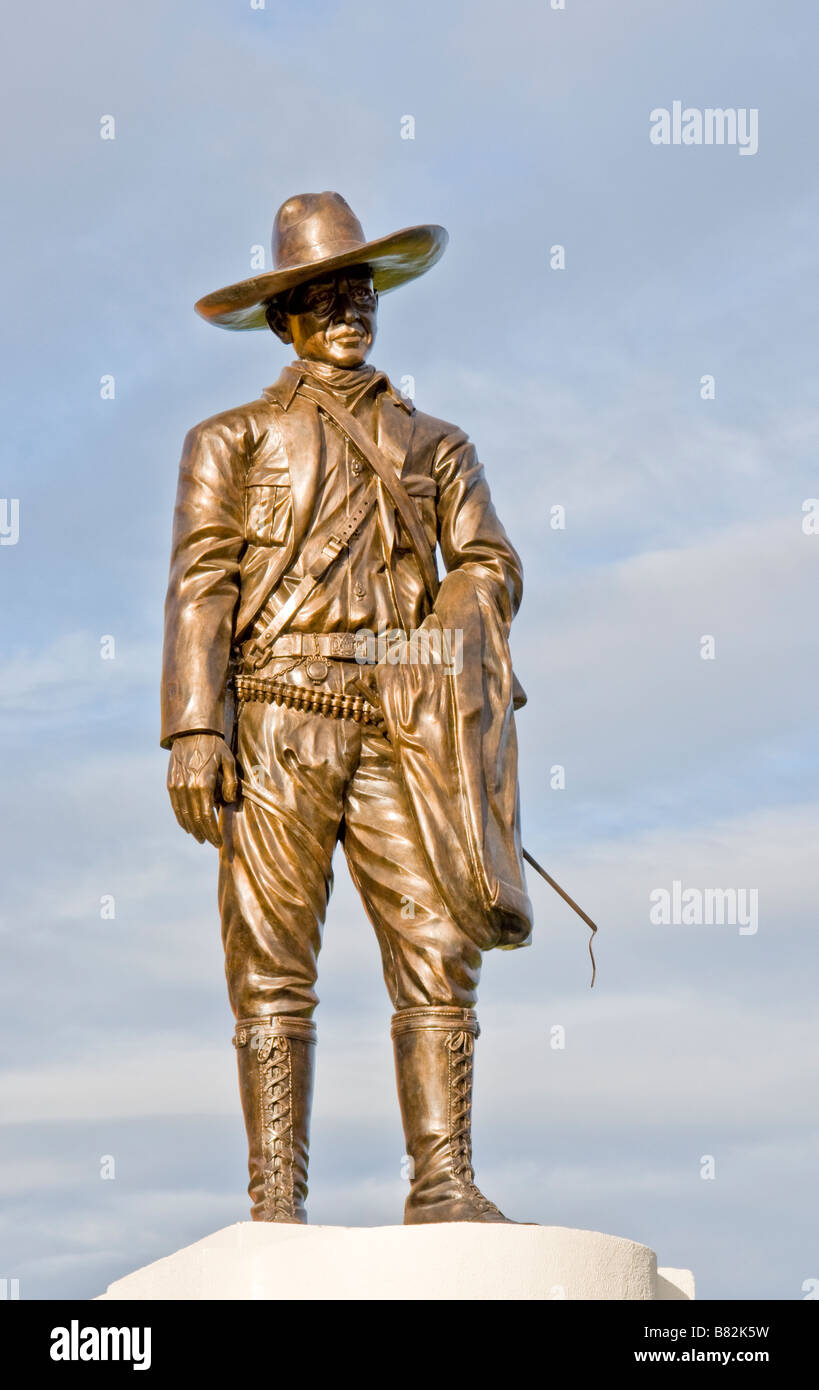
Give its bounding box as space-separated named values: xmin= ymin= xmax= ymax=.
xmin=233 ymin=672 xmax=386 ymax=733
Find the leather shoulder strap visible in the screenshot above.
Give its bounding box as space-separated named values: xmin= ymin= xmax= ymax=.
xmin=298 ymin=383 xmax=439 ymax=605
xmin=241 ymin=479 xmax=378 ymax=669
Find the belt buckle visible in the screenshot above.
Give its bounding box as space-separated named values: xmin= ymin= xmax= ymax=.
xmin=305 ymin=635 xmax=329 ymax=683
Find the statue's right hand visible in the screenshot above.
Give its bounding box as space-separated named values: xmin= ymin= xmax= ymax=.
xmin=166 ymin=732 xmax=238 ymax=848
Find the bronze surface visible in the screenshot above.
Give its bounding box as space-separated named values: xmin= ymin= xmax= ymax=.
xmin=163 ymin=191 xmax=528 ymax=1223
xmin=195 ymin=191 xmax=447 ymax=331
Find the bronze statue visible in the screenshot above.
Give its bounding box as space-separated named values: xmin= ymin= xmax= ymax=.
xmin=161 ymin=191 xmax=538 ymax=1225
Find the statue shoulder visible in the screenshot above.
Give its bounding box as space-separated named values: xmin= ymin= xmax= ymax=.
xmin=182 ymin=394 xmax=282 ymax=455
xmin=408 ymin=402 xmax=470 ymax=460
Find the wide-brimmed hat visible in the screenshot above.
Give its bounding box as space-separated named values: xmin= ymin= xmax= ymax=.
xmin=194 ymin=191 xmax=448 ymax=331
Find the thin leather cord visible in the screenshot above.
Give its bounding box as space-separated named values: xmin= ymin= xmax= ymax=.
xmin=522 ymin=848 xmax=598 ymax=988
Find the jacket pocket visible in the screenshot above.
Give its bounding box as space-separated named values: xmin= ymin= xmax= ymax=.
xmin=244 ymin=477 xmax=292 ymax=547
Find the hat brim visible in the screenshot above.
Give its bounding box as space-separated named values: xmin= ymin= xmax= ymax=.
xmin=194 ymin=223 xmax=448 ymax=330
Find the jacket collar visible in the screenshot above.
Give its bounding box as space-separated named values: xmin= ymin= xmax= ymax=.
xmin=262 ymin=361 xmax=414 ymax=414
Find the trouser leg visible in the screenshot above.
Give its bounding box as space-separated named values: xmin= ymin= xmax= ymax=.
xmin=218 ymin=692 xmax=352 ymax=1018
xmin=218 ymin=691 xmax=355 ymax=1218
xmin=342 ymin=728 xmax=482 ymax=1009
xmin=343 ymin=730 xmax=507 ymax=1221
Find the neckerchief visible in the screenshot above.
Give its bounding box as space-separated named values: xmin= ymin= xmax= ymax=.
xmin=293 ymin=358 xmax=385 ymax=411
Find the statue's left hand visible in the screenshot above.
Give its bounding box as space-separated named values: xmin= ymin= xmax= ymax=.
xmin=166 ymin=732 xmax=239 ymax=848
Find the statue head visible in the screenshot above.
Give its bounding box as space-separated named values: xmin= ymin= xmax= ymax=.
xmin=264 ymin=268 xmax=377 ymax=367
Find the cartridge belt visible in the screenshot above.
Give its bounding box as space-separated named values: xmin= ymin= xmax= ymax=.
xmin=232 ymin=671 xmax=386 ymax=733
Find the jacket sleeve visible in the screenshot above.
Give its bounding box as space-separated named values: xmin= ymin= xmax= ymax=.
xmin=160 ymin=419 xmax=246 ymax=748
xmin=433 ymin=429 xmax=523 ymax=627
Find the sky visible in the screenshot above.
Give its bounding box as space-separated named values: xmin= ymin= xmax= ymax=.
xmin=1 ymin=0 xmax=818 ymax=1300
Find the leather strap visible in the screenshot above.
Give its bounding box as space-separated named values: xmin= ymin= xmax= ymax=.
xmin=243 ymin=383 xmax=440 ymax=669
xmin=298 ymin=383 xmax=440 ymax=606
xmin=248 ymin=630 xmax=404 ymax=662
xmin=242 ymin=478 xmax=378 ymax=668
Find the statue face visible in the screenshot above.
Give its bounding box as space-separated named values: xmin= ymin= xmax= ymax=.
xmin=268 ymin=269 xmax=377 ymax=367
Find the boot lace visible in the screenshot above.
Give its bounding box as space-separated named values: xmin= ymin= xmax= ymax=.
xmin=446 ymin=1029 xmax=503 ymax=1216
xmin=258 ymin=1034 xmax=297 ymax=1221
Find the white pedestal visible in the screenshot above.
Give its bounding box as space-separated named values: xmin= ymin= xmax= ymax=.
xmin=97 ymin=1223 xmax=695 ymax=1301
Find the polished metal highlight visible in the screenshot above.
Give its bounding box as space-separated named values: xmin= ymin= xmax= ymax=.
xmin=163 ymin=190 xmax=534 ymax=1223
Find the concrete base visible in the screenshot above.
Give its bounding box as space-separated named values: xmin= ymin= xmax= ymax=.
xmin=97 ymin=1223 xmax=694 ymax=1301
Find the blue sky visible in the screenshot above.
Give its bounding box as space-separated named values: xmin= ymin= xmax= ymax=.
xmin=1 ymin=0 xmax=818 ymax=1299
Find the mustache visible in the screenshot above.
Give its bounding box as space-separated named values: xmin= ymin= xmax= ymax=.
xmin=327 ymin=323 xmax=370 ymax=338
